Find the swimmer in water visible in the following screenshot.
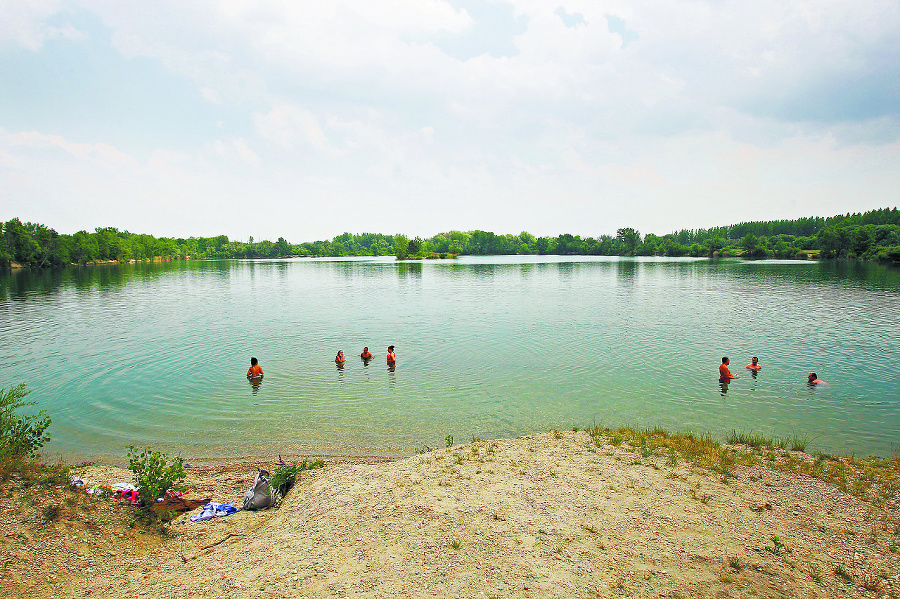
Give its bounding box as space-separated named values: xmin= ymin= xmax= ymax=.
xmin=246 ymin=357 xmax=263 ymax=379
xmin=746 ymin=356 xmax=761 ymax=371
xmin=719 ymin=356 xmax=738 ymax=383
xmin=808 ymin=372 xmax=827 ymax=386
xmin=335 ymin=350 xmax=345 ymax=364
xmin=386 ymin=345 xmax=396 ymax=365
xmin=360 ymin=347 xmax=373 ymax=360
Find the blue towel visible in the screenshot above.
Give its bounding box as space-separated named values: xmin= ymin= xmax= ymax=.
xmin=190 ymin=501 xmax=238 ymax=521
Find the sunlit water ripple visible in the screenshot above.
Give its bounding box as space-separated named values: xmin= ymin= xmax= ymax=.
xmin=1 ymin=256 xmax=898 ymax=461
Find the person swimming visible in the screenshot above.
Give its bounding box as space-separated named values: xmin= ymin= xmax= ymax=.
xmin=719 ymin=356 xmax=738 ymax=383
xmin=808 ymin=372 xmax=827 ymax=385
xmin=360 ymin=347 xmax=373 ymax=360
xmin=246 ymin=356 xmax=263 ymax=379
xmin=335 ymin=350 xmax=345 ymax=364
xmin=746 ymin=356 xmax=761 ymax=371
xmin=386 ymin=345 xmax=396 ymax=365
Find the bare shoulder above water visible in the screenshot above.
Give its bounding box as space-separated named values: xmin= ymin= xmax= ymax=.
xmin=4 ymin=429 xmax=899 ymax=598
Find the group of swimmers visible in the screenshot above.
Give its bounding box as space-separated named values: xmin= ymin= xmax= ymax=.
xmin=245 ymin=346 xmax=398 ymax=380
xmin=718 ymin=356 xmax=827 ymax=386
xmin=335 ymin=345 xmax=396 ymax=367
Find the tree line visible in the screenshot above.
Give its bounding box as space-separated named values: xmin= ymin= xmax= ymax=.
xmin=2 ymin=207 xmax=899 ymax=268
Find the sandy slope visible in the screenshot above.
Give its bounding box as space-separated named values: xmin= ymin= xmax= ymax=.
xmin=7 ymin=431 xmax=900 ymax=598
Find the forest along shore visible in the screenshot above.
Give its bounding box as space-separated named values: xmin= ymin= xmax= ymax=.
xmin=4 ymin=429 xmax=900 ymax=599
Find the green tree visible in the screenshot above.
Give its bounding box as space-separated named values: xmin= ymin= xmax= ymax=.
xmin=555 ymin=233 xmax=583 ymax=255
xmin=741 ymin=233 xmax=767 ymax=258
xmin=70 ymin=230 xmax=100 ymax=264
xmin=616 ymin=228 xmax=641 ymax=256
xmin=708 ymin=236 xmax=726 ymax=256
xmin=406 ymin=237 xmax=422 ymax=257
xmin=393 ymin=234 xmax=410 ymax=260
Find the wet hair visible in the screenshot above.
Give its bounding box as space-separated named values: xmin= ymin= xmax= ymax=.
xmin=363 ymin=347 xmax=368 ymax=351
xmin=388 ymin=345 xmax=395 ymax=351
xmin=721 ymin=356 xmax=729 ymax=363
xmin=809 ymin=372 xmax=817 ymax=379
xmin=250 ymin=357 xmax=258 ymax=366
xmin=752 ymin=356 xmax=758 ymax=361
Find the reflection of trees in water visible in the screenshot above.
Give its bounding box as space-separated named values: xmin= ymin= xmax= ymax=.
xmin=396 ymin=261 xmax=422 ymax=280
xmin=616 ymin=259 xmax=638 ymax=287
xmin=0 ymin=259 xmax=237 ymax=300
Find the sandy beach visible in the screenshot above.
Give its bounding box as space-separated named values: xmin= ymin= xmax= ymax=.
xmin=3 ymin=430 xmax=899 ymax=598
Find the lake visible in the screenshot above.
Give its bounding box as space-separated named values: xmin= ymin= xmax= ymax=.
xmin=1 ymin=256 xmax=898 ymax=461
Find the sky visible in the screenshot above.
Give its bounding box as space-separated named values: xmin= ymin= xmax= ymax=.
xmin=1 ymin=1 xmax=898 ymax=243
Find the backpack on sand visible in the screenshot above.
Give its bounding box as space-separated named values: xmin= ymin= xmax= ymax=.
xmin=242 ymin=469 xmax=273 ymax=510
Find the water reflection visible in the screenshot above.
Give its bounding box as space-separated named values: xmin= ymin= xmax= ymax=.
xmin=616 ymin=259 xmax=638 ymax=287
xmin=3 ymin=255 xmax=899 ymax=459
xmin=396 ymin=261 xmax=422 ymax=280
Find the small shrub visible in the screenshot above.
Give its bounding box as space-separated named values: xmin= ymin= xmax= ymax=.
xmin=0 ymin=383 xmax=52 ymax=458
xmin=126 ymin=446 xmax=185 ymax=507
xmin=41 ymin=503 xmax=61 ymax=522
xmin=445 ymin=435 xmax=453 ymax=448
xmin=269 ymin=459 xmax=324 ymax=500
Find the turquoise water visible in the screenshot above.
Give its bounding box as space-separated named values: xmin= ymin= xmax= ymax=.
xmin=1 ymin=256 xmax=898 ymax=460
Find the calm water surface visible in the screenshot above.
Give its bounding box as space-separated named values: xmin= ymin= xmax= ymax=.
xmin=1 ymin=256 xmax=898 ymax=460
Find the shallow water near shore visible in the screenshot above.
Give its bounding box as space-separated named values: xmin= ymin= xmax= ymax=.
xmin=1 ymin=256 xmax=898 ymax=460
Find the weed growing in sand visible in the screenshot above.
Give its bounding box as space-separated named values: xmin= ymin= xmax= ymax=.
xmin=834 ymin=564 xmax=853 ymax=582
xmin=270 ymin=459 xmax=324 ymax=500
xmin=807 ymin=564 xmax=822 ymax=582
xmin=728 ymin=430 xmax=774 ymax=448
xmin=667 ymin=450 xmax=679 ymax=467
xmin=766 ymin=535 xmax=788 ymax=555
xmin=450 ymin=539 xmax=461 ymax=550
xmin=689 ymin=488 xmax=712 ymax=503
xmin=728 ymin=557 xmax=743 ymax=571
xmin=445 ymin=435 xmax=454 ymax=448
xmin=41 ymin=503 xmax=60 ymax=522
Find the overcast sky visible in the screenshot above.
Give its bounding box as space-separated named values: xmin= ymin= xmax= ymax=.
xmin=1 ymin=1 xmax=898 ymax=242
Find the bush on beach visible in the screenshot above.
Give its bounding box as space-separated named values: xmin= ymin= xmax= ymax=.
xmin=0 ymin=383 xmax=51 ymax=460
xmin=126 ymin=445 xmax=185 ymax=509
xmin=269 ymin=459 xmax=324 ymax=502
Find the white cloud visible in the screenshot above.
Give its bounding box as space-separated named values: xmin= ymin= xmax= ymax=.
xmin=0 ymin=1 xmax=87 ymax=50
xmin=252 ymin=101 xmax=334 ymax=154
xmin=1 ymin=1 xmax=898 ymax=241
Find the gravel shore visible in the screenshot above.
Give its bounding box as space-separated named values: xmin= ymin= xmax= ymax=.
xmin=4 ymin=430 xmax=899 ymax=598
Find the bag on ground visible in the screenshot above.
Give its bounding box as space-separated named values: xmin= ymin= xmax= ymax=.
xmin=242 ymin=469 xmax=273 ymax=510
